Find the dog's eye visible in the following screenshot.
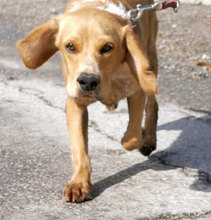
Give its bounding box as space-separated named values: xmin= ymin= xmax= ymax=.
xmin=66 ymin=43 xmax=76 ymax=53
xmin=100 ymin=43 xmax=113 ymax=54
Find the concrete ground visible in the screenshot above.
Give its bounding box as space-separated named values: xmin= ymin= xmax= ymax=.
xmin=0 ymin=0 xmax=211 ymax=219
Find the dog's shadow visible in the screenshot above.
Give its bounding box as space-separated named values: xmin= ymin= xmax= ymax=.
xmin=92 ymin=109 xmax=211 ymax=198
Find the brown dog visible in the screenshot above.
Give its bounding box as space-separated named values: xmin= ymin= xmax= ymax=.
xmin=16 ymin=0 xmax=159 ymax=202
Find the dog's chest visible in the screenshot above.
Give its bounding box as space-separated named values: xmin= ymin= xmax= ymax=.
xmin=111 ymin=73 xmax=139 ymax=101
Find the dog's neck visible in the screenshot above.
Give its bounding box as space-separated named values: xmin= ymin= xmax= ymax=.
xmin=68 ymin=0 xmax=129 ymax=20
xmin=97 ymin=0 xmax=129 ymax=19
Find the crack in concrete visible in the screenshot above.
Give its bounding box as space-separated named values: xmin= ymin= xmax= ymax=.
xmin=3 ymin=81 xmax=210 ymax=182
xmin=35 ymin=94 xmax=64 ymax=111
xmin=88 ymin=120 xmax=119 ymax=143
xmin=152 ymin=154 xmax=211 ymax=184
xmin=141 ymin=210 xmax=211 ymax=220
xmin=2 ymin=81 xmax=119 ymax=142
xmin=1 ymin=81 xmax=65 ymax=111
xmin=161 ymin=108 xmax=211 ymax=125
xmin=18 ymin=87 xmax=65 ymax=112
xmin=17 ymin=85 xmax=119 ymax=142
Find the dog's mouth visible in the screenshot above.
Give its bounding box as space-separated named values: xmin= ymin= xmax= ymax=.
xmin=81 ymin=89 xmax=106 ymax=102
xmin=79 ymin=90 xmax=118 ymax=108
xmin=81 ymin=90 xmax=99 ymax=99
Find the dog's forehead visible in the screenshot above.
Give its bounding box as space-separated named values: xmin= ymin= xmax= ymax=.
xmin=57 ymin=9 xmax=123 ymax=43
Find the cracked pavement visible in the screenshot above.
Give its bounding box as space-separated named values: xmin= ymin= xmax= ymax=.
xmin=0 ymin=1 xmax=211 ymax=219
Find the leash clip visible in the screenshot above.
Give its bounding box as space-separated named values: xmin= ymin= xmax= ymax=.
xmin=173 ymin=0 xmax=180 ymax=13
xmin=127 ymin=4 xmax=143 ymax=22
xmin=128 ymin=0 xmax=167 ymax=22
xmin=127 ymin=0 xmax=180 ymax=22
xmin=153 ymin=0 xmax=166 ymax=11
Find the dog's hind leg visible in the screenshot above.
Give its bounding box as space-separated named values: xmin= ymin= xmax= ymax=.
xmin=140 ymin=21 xmax=159 ymax=156
xmin=140 ymin=95 xmax=158 ymax=156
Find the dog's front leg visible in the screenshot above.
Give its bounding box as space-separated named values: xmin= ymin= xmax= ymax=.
xmin=121 ymin=89 xmax=147 ymax=151
xmin=64 ymin=97 xmax=91 ymax=203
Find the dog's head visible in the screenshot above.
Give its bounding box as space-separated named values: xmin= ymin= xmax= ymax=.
xmin=16 ymin=8 xmax=158 ymax=102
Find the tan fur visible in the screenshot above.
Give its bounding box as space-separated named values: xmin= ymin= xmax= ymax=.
xmin=16 ymin=0 xmax=159 ymax=202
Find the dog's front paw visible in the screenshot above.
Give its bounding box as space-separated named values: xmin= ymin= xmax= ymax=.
xmin=122 ymin=129 xmax=157 ymax=155
xmin=63 ymin=180 xmax=91 ymax=203
xmin=121 ymin=136 xmax=141 ymax=151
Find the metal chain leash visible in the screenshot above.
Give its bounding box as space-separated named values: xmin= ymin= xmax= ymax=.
xmin=127 ymin=0 xmax=180 ymax=22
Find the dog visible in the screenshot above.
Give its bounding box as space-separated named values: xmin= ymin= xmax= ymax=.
xmin=16 ymin=0 xmax=159 ymax=202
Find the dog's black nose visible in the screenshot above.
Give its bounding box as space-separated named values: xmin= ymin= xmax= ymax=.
xmin=77 ymin=73 xmax=100 ymax=92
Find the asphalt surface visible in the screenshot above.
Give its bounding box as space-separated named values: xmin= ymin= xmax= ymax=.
xmin=0 ymin=1 xmax=211 ymax=219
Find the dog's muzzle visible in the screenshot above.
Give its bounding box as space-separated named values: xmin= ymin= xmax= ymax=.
xmin=77 ymin=73 xmax=100 ymax=92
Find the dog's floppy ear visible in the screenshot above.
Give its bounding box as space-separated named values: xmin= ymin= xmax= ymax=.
xmin=123 ymin=26 xmax=158 ymax=95
xmin=16 ymin=18 xmax=59 ymax=69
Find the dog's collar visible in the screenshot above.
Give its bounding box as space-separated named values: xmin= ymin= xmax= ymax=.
xmin=130 ymin=21 xmax=137 ymax=34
